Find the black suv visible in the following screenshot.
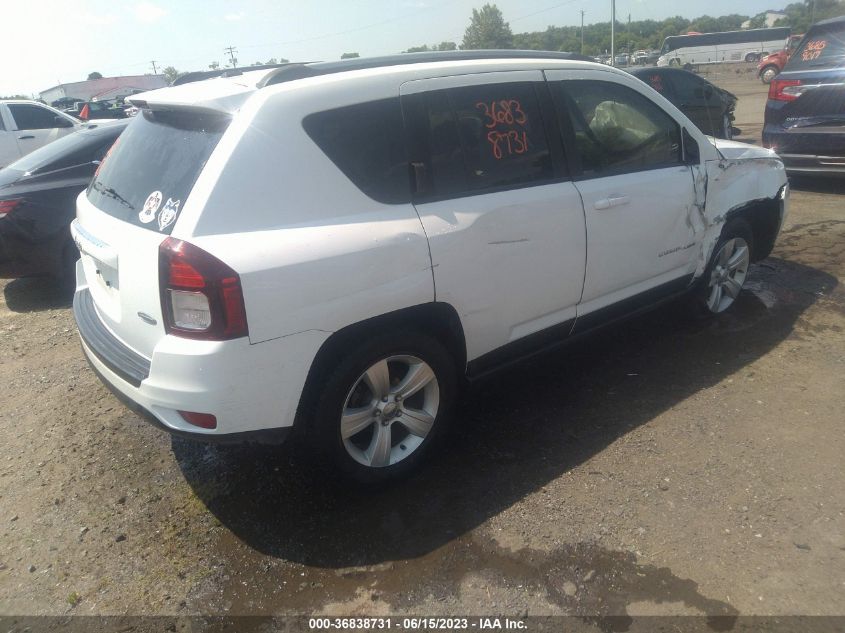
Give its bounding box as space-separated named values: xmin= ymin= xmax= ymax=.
xmin=763 ymin=16 xmax=845 ymax=175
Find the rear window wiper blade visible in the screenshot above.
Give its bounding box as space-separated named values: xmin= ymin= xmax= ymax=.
xmin=91 ymin=181 xmax=134 ymax=209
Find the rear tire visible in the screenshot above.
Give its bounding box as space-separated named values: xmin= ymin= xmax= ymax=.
xmin=309 ymin=329 xmax=457 ymax=483
xmin=760 ymin=65 xmax=779 ymax=84
xmin=745 ymin=53 xmax=760 ymax=63
xmin=57 ymin=241 xmax=79 ymax=295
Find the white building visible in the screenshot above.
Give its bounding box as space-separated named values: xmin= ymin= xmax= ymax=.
xmin=742 ymin=10 xmax=787 ymax=29
xmin=40 ymin=74 xmax=168 ymax=106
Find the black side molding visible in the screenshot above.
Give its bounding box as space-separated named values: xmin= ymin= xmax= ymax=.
xmin=73 ymin=289 xmax=151 ymax=388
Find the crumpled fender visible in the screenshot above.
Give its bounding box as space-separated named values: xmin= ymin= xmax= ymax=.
xmin=689 ymin=140 xmax=787 ymax=277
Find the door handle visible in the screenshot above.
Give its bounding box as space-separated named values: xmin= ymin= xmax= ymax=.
xmin=17 ymin=135 xmax=35 ymax=140
xmin=594 ymin=195 xmax=630 ymax=210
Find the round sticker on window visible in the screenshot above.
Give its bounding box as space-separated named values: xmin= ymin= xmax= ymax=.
xmin=139 ymin=191 xmax=162 ymax=224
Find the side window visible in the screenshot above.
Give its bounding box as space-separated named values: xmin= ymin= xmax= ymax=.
xmin=8 ymin=104 xmax=60 ymax=130
xmin=552 ymin=80 xmax=681 ymax=177
xmin=404 ymin=82 xmax=554 ymax=199
xmin=302 ymin=98 xmax=410 ymax=205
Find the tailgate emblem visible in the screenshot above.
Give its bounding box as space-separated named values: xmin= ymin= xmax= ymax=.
xmin=137 ymin=312 xmax=157 ymax=325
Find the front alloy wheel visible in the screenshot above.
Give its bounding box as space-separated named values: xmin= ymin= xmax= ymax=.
xmin=341 ymin=355 xmax=439 ymax=468
xmin=706 ymin=237 xmax=750 ymax=313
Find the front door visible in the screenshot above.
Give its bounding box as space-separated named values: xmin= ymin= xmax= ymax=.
xmin=545 ymin=71 xmax=700 ymax=317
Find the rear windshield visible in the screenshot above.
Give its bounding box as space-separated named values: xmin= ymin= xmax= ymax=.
xmin=785 ymin=24 xmax=845 ymax=70
xmin=87 ymin=109 xmax=228 ymax=234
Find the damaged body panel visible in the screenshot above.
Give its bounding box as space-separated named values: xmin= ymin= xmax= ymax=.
xmin=694 ymin=138 xmax=788 ymax=277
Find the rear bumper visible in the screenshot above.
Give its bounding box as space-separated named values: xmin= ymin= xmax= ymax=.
xmin=73 ymin=278 xmax=330 ymax=440
xmin=779 ymin=153 xmax=845 ymax=175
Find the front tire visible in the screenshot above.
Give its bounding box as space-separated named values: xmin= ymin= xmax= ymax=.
xmin=695 ymin=219 xmax=754 ymax=315
xmin=310 ymin=330 xmax=457 ymax=483
xmin=721 ymin=114 xmax=733 ymax=140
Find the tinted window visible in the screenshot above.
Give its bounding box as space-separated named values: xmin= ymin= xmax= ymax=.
xmin=9 ymin=123 xmax=127 ymax=175
xmin=552 ymin=80 xmax=681 ymax=177
xmin=9 ymin=104 xmax=61 ymax=130
xmin=303 ymin=98 xmax=409 ymax=204
xmin=785 ymin=24 xmax=845 ymax=70
xmin=669 ymin=72 xmax=714 ymax=104
xmin=87 ymin=110 xmax=227 ymax=234
xmin=638 ymin=71 xmax=673 ymax=98
xmin=404 ymin=82 xmax=553 ymax=199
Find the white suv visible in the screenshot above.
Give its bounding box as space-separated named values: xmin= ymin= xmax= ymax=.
xmin=71 ymin=52 xmax=788 ymax=481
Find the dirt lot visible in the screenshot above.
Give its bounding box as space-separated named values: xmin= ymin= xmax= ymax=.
xmin=1 ymin=73 xmax=844 ymax=622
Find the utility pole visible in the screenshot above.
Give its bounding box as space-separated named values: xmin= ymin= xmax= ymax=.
xmin=610 ymin=0 xmax=615 ymax=67
xmin=150 ymin=60 xmax=158 ymax=75
xmin=580 ymin=10 xmax=586 ymax=55
xmin=628 ymin=13 xmax=631 ymax=63
xmin=811 ymin=0 xmax=816 ymax=24
xmin=224 ymin=45 xmax=238 ymax=69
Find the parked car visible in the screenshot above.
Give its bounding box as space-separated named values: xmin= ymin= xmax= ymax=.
xmin=614 ymin=53 xmax=631 ymax=66
xmin=757 ymin=34 xmax=804 ymax=83
xmin=646 ymin=49 xmax=662 ymax=65
xmin=0 ymin=100 xmax=80 ymax=169
xmin=629 ymin=67 xmax=738 ymax=139
xmin=71 ymin=51 xmax=788 ymax=482
xmin=633 ymin=50 xmax=650 ymax=65
xmin=64 ymin=100 xmax=127 ymax=121
xmin=0 ymin=120 xmax=127 ymax=280
xmin=763 ymin=16 xmax=845 ymax=175
xmin=594 ymin=54 xmax=612 ymax=65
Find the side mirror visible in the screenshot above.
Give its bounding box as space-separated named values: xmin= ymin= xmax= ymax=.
xmin=683 ymin=128 xmax=700 ymax=165
xmin=54 ymin=116 xmax=74 ymax=128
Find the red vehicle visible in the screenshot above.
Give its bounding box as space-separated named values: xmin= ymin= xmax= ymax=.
xmin=758 ymin=34 xmax=803 ymax=83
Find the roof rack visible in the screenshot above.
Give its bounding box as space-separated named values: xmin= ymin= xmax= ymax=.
xmin=258 ymin=49 xmax=595 ymax=88
xmin=172 ymin=63 xmax=294 ymax=87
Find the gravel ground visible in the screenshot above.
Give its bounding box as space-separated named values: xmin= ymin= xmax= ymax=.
xmin=0 ymin=74 xmax=843 ymax=620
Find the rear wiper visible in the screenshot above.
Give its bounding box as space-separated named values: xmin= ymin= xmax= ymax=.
xmin=91 ymin=181 xmax=134 ymax=209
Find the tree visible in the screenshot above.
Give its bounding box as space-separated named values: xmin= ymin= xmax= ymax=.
xmin=162 ymin=66 xmax=182 ymax=84
xmin=208 ymin=61 xmax=220 ymax=70
xmin=461 ymin=4 xmax=513 ymax=50
xmin=341 ymin=52 xmax=360 ymax=59
xmin=436 ymin=41 xmax=457 ymax=50
xmin=87 ymin=72 xmax=103 ymax=80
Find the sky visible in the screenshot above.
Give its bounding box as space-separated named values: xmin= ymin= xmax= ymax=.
xmin=2 ymin=0 xmax=787 ymax=97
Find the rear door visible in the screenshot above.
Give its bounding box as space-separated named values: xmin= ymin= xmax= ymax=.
xmin=7 ymin=103 xmax=75 ymax=157
xmin=545 ymin=70 xmax=699 ymax=319
xmin=73 ymin=108 xmax=229 ymax=359
xmin=400 ymin=71 xmax=587 ymax=362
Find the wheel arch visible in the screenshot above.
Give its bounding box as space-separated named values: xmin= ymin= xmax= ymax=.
xmin=723 ymin=191 xmax=784 ymax=262
xmin=294 ymin=302 xmax=467 ymax=430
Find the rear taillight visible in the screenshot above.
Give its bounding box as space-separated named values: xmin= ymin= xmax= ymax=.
xmin=0 ymin=199 xmax=21 ymax=218
xmin=768 ymin=78 xmax=803 ymax=101
xmin=159 ymin=238 xmax=248 ymax=341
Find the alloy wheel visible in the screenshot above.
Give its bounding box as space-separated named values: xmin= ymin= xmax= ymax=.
xmin=340 ymin=355 xmax=440 ymax=468
xmin=706 ymin=237 xmax=750 ymax=313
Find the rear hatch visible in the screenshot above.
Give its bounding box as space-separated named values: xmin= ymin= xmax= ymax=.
xmin=74 ymin=108 xmax=229 ymax=359
xmin=765 ymin=19 xmax=845 ymax=155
